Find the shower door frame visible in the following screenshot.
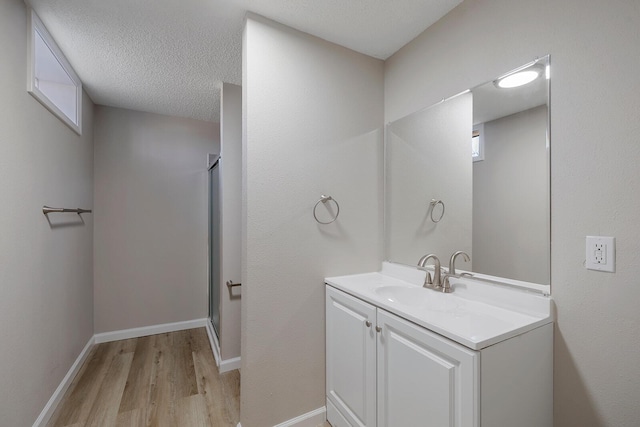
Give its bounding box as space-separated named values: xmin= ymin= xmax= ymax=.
xmin=208 ymin=155 xmax=221 ymax=339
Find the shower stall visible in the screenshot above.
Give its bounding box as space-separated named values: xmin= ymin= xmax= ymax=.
xmin=208 ymin=154 xmax=221 ymax=338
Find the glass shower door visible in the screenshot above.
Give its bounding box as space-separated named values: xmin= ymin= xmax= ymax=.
xmin=208 ymin=158 xmax=221 ymax=338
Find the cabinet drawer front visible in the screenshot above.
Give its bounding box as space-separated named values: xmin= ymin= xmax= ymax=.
xmin=326 ymin=287 xmax=377 ymax=427
xmin=377 ymin=309 xmax=479 ymax=427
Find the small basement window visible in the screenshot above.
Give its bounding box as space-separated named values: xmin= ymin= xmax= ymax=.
xmin=472 ymin=123 xmax=484 ymax=162
xmin=27 ymin=9 xmax=82 ymax=134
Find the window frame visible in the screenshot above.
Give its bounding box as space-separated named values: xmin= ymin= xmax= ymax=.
xmin=27 ymin=8 xmax=83 ymax=135
xmin=472 ymin=123 xmax=484 ymax=162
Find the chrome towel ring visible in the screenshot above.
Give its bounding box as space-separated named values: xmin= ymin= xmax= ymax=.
xmin=313 ymin=195 xmax=340 ymax=224
xmin=429 ymin=199 xmax=445 ymax=223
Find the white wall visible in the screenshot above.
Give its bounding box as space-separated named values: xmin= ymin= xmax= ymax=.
xmin=219 ymin=83 xmax=242 ymax=360
xmin=473 ymin=105 xmax=549 ymax=284
xmin=0 ymin=1 xmax=94 ymax=425
xmin=242 ymin=15 xmax=384 ymax=426
xmin=385 ymin=0 xmax=640 ymax=424
xmin=93 ymin=106 xmax=219 ymax=333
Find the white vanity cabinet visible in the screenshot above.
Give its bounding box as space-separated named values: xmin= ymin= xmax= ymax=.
xmin=326 ymin=285 xmax=377 ymax=427
xmin=326 ymin=286 xmax=477 ymax=427
xmin=326 ymin=285 xmax=553 ymax=427
xmin=377 ymin=308 xmax=478 ymax=427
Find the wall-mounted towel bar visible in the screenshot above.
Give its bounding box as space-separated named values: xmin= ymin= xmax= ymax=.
xmin=42 ymin=205 xmax=92 ymax=215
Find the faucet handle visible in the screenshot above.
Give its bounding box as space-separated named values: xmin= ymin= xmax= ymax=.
xmin=417 ymin=254 xmax=442 ymax=289
xmin=425 ymin=271 xmax=433 ymax=285
xmin=441 ymin=275 xmax=454 ymax=293
xmin=417 ymin=265 xmax=433 ymax=284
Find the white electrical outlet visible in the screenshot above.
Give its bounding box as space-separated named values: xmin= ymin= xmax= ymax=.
xmin=586 ymin=236 xmax=615 ymax=272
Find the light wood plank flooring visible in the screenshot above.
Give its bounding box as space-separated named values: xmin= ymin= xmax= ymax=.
xmin=47 ymin=328 xmax=240 ymax=427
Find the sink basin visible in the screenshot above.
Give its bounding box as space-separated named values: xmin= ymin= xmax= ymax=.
xmin=325 ymin=264 xmax=553 ymax=350
xmin=375 ymin=286 xmax=426 ymax=306
xmin=374 ymin=285 xmax=460 ymax=312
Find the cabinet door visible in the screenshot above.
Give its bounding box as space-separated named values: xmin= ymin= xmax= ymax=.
xmin=326 ymin=286 xmax=377 ymax=427
xmin=376 ymin=310 xmax=479 ymax=427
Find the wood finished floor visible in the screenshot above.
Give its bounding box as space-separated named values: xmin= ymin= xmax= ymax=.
xmin=47 ymin=328 xmax=240 ymax=427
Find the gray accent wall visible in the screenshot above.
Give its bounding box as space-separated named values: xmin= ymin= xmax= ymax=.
xmin=93 ymin=106 xmax=219 ymax=333
xmin=0 ymin=1 xmax=94 ymax=425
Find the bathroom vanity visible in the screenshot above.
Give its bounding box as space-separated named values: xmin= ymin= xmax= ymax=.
xmin=326 ymin=57 xmax=554 ymax=427
xmin=325 ymin=262 xmax=553 ymax=427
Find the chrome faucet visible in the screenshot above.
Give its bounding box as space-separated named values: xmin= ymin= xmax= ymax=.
xmin=441 ymin=251 xmax=471 ymax=293
xmin=449 ymin=251 xmax=470 ymax=275
xmin=417 ymin=254 xmax=442 ymax=290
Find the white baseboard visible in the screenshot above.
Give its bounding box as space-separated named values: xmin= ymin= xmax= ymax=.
xmin=221 ymin=356 xmax=242 ymax=372
xmin=233 ymin=408 xmax=328 ymax=427
xmin=32 ymin=336 xmax=95 ymax=427
xmin=274 ymin=407 xmax=327 ymax=427
xmin=205 ymin=320 xmax=242 ymax=373
xmin=94 ymin=318 xmax=208 ymax=344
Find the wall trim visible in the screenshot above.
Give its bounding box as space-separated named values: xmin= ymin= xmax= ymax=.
xmin=273 ymin=407 xmax=327 ymax=427
xmin=221 ymin=356 xmax=242 ymax=372
xmin=205 ymin=319 xmax=242 ymax=373
xmin=94 ymin=318 xmax=208 ymax=344
xmin=32 ymin=336 xmax=95 ymax=427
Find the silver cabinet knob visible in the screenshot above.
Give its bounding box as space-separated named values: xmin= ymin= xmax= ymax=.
xmin=365 ymin=320 xmax=372 ymax=327
xmin=375 ymin=326 xmax=382 ymax=333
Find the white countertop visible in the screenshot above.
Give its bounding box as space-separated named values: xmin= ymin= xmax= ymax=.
xmin=325 ymin=262 xmax=553 ymax=350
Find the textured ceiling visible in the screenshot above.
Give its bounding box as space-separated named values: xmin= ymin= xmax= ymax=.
xmin=28 ymin=0 xmax=462 ymax=122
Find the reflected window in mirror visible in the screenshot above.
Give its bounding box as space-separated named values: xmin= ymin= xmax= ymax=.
xmin=472 ymin=124 xmax=484 ymax=162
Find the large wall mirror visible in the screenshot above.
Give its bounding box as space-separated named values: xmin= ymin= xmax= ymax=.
xmin=385 ymin=56 xmax=550 ymax=287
